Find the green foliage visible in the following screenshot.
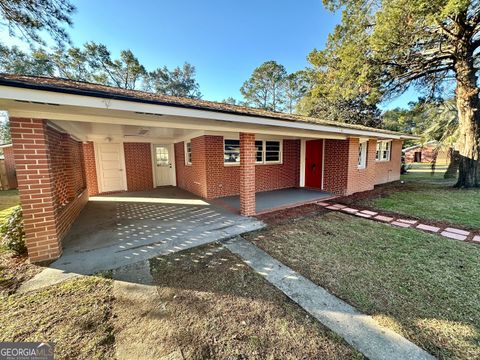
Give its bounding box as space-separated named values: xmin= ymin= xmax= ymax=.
xmin=0 ymin=43 xmax=202 ymax=98
xmin=298 ymin=93 xmax=382 ymax=127
xmin=0 ymin=0 xmax=75 ymax=45
xmin=83 ymin=43 xmax=147 ymax=90
xmin=423 ymin=98 xmax=459 ymax=146
xmin=0 ymin=113 xmax=11 ymax=144
xmin=382 ymin=98 xmax=438 ymax=134
xmin=0 ymin=206 xmax=26 ymax=254
xmin=283 ymin=71 xmax=310 ymax=114
xmin=146 ymin=63 xmax=201 ymax=99
xmin=313 ymin=0 xmax=475 ymax=101
xmin=307 ymin=0 xmax=479 ymax=118
xmin=241 ymin=61 xmax=287 ymax=111
xmin=240 ymin=61 xmax=308 ymax=113
xmin=0 ymin=45 xmax=54 ymax=75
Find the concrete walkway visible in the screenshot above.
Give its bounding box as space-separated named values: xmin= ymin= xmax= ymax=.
xmin=319 ymin=202 xmax=480 ymax=244
xmin=224 ymin=237 xmax=435 ymax=360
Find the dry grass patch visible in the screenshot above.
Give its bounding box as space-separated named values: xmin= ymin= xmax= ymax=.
xmin=0 ymin=248 xmax=42 ymax=295
xmin=0 ymin=276 xmax=115 ymax=359
xmin=245 ymin=212 xmax=480 ymax=359
xmin=141 ymin=243 xmax=362 ymax=359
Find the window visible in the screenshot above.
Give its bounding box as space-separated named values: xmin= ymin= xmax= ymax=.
xmin=185 ymin=141 xmax=192 ymax=165
xmin=414 ymin=151 xmax=422 ymax=163
xmin=383 ymin=141 xmax=391 ymax=160
xmin=224 ymin=139 xmax=240 ymax=163
xmin=155 ymin=146 xmax=169 ymax=166
xmin=265 ymin=140 xmax=281 ymax=163
xmin=255 ymin=140 xmax=263 ymax=162
xmin=223 ymin=139 xmax=282 ymax=165
xmin=358 ymin=141 xmax=367 ymax=169
xmin=376 ymin=140 xmax=391 ymax=161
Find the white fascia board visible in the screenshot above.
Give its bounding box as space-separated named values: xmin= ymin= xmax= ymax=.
xmin=0 ymin=85 xmax=405 ymax=139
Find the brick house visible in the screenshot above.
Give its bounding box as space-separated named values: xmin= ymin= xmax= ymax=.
xmin=0 ymin=74 xmax=414 ymax=263
xmin=0 ymin=144 xmax=18 ymax=189
xmin=403 ymin=141 xmax=450 ymax=164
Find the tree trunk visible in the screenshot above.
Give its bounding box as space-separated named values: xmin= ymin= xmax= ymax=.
xmin=454 ymin=52 xmax=480 ymax=187
xmin=444 ymin=148 xmax=460 ymax=179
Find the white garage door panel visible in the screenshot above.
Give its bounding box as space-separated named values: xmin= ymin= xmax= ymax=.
xmin=97 ymin=143 xmax=126 ymax=193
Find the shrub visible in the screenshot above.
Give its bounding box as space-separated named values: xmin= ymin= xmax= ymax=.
xmin=1 ymin=206 xmax=26 ymax=254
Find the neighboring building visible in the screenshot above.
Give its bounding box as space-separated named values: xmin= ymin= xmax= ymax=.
xmin=0 ymin=74 xmax=415 ymax=262
xmin=403 ymin=141 xmax=450 ymax=164
xmin=0 ymin=143 xmax=17 ymax=189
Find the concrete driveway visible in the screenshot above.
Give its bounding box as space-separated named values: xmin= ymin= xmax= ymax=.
xmin=50 ymin=187 xmax=264 ymax=274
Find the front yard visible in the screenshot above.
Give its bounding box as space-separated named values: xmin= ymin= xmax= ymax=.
xmin=1 ymin=181 xmax=479 ymax=359
xmin=0 ymin=241 xmax=363 ymax=359
xmin=116 ymin=243 xmax=362 ymax=359
xmin=247 ymin=211 xmax=480 ymax=359
xmin=354 ymin=164 xmax=480 ymax=229
xmin=0 ymin=277 xmax=115 ymax=359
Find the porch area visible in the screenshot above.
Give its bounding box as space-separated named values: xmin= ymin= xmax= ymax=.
xmin=215 ymin=187 xmax=335 ymax=214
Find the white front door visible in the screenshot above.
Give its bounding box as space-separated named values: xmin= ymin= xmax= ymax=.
xmin=154 ymin=144 xmax=174 ymax=186
xmin=96 ymin=143 xmax=126 ymax=192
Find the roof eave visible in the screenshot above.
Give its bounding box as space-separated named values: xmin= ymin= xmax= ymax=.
xmin=0 ymin=77 xmax=412 ymax=139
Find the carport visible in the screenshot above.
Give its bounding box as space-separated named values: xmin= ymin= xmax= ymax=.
xmin=50 ymin=187 xmax=264 ymax=274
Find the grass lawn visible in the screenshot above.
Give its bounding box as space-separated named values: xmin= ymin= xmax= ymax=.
xmin=360 ymin=164 xmax=480 ymax=229
xmin=246 ymin=212 xmax=480 ymax=359
xmin=0 ymin=189 xmax=19 ymax=224
xmin=139 ymin=243 xmax=363 ymax=359
xmin=1 ymin=242 xmax=362 ymax=359
xmin=0 ymin=276 xmax=115 ymax=359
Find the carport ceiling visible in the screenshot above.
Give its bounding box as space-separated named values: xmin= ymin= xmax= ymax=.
xmin=50 ymin=120 xmax=197 ymax=142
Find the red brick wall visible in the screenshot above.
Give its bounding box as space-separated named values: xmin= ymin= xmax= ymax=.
xmin=175 ymin=137 xmax=208 ymax=198
xmin=345 ymin=138 xmax=377 ymax=195
xmin=124 ymin=142 xmax=154 ymax=192
xmin=10 ymin=118 xmax=88 ymax=262
xmin=375 ymin=140 xmax=402 ymax=185
xmin=204 ymin=136 xmax=300 ymax=198
xmin=70 ymin=139 xmax=86 ymax=196
xmin=3 ymin=146 xmax=17 ymax=189
xmin=323 ymin=138 xmax=402 ymax=194
xmin=82 ymin=142 xmax=99 ymax=196
xmin=323 ymin=139 xmax=349 ymax=195
xmin=47 ymin=130 xmax=71 ymax=208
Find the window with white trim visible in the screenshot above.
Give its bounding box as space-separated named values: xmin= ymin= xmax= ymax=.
xmin=223 ymin=139 xmax=282 ymax=165
xmin=185 ymin=141 xmax=192 ymax=165
xmin=264 ymin=140 xmax=282 ymax=163
xmin=358 ymin=141 xmax=367 ymax=169
xmin=376 ymin=140 xmax=391 ymax=161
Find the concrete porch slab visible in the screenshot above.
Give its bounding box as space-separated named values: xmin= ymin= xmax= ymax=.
xmin=47 ymin=187 xmax=264 ymax=275
xmin=215 ymin=188 xmax=334 ymax=214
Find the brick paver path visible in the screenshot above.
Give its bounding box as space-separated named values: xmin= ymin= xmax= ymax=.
xmin=319 ymin=202 xmax=479 ymax=245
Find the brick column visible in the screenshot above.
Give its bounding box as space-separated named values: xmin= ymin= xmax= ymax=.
xmin=83 ymin=141 xmax=99 ymax=196
xmin=239 ymin=133 xmax=256 ymax=216
xmin=10 ymin=118 xmax=60 ymax=262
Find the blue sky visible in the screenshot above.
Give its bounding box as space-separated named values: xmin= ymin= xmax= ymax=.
xmin=2 ymin=0 xmax=417 ymax=109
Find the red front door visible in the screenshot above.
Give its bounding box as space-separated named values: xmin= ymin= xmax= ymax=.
xmin=305 ymin=140 xmax=323 ymax=189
